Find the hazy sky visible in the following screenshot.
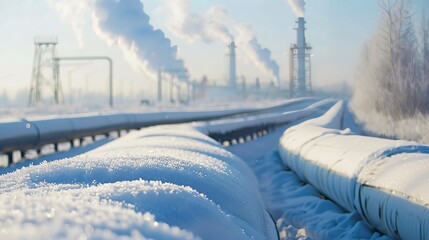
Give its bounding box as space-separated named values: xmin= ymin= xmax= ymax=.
xmin=0 ymin=0 xmax=428 ymax=101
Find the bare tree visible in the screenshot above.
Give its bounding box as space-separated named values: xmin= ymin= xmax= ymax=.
xmin=420 ymin=13 xmax=429 ymax=113
xmin=352 ymin=0 xmax=425 ymax=121
xmin=378 ymin=0 xmax=419 ymax=117
xmin=350 ymin=0 xmax=429 ymax=143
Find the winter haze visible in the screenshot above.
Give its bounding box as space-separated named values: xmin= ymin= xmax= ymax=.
xmin=2 ymin=0 xmax=426 ymax=104
xmin=1 ymin=1 xmax=429 ymax=239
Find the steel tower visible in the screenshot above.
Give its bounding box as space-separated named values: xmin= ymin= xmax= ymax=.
xmin=289 ymin=18 xmax=312 ymax=97
xmin=29 ymin=36 xmax=64 ymax=106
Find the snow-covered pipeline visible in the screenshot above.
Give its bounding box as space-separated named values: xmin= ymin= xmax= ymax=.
xmin=279 ymin=101 xmax=429 ymax=240
xmin=0 ymin=99 xmax=309 ymax=155
xmin=0 ymin=125 xmax=278 ymax=239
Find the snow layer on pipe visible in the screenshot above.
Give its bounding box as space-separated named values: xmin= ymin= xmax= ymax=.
xmin=357 ymin=152 xmax=429 ymax=239
xmin=279 ymin=102 xmax=429 ymax=239
xmin=359 ymin=152 xmax=429 ymax=205
xmin=297 ymin=100 xmax=344 ymax=129
xmin=0 ymin=125 xmax=276 ymax=239
xmin=296 ymin=134 xmax=418 ymax=211
xmin=0 ymin=184 xmax=199 ymax=240
xmin=95 ymin=126 xmax=259 ymax=188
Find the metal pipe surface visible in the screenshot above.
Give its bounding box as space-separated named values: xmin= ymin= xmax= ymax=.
xmin=55 ymin=56 xmax=113 ymax=107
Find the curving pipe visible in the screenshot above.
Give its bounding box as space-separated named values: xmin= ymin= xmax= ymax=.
xmin=278 ymin=104 xmax=429 ymax=240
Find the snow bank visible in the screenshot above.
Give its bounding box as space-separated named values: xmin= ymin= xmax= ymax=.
xmin=279 ymin=101 xmax=429 ymax=240
xmin=0 ymin=125 xmax=276 ymax=239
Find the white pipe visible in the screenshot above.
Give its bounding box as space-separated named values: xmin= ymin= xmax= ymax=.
xmin=55 ymin=56 xmax=113 ymax=107
xmin=279 ymin=104 xmax=429 ymax=240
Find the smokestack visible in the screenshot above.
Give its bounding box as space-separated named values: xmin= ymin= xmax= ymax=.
xmin=289 ymin=16 xmax=312 ymax=97
xmin=297 ymin=17 xmax=306 ymax=94
xmin=229 ymin=41 xmax=237 ymax=89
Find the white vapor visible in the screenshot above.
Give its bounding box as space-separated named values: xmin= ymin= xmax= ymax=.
xmin=47 ymin=0 xmax=187 ymax=81
xmin=93 ymin=0 xmax=187 ymax=80
xmin=165 ymin=0 xmax=280 ymax=84
xmin=287 ymin=0 xmax=305 ymax=17
xmin=47 ymin=0 xmax=90 ymax=47
xmin=235 ymin=24 xmax=280 ymax=84
xmin=167 ymin=0 xmax=232 ymax=44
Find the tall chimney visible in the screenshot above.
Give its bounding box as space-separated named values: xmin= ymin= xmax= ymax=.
xmin=228 ymin=41 xmax=237 ymax=89
xmin=297 ymin=17 xmax=306 ymax=94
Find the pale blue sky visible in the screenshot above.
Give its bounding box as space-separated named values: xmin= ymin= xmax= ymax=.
xmin=0 ymin=0 xmax=428 ymax=101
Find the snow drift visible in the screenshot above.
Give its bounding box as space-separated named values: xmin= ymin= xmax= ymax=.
xmin=0 ymin=125 xmax=277 ymax=239
xmin=279 ymin=101 xmax=429 ymax=240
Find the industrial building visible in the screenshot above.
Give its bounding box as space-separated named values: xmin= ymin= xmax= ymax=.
xmin=289 ymin=17 xmax=312 ymax=97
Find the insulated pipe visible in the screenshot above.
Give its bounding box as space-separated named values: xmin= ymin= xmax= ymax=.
xmin=55 ymin=56 xmax=113 ymax=107
xmin=0 ymin=120 xmax=39 ymax=154
xmin=0 ymin=99 xmax=313 ymax=161
xmin=279 ymin=105 xmax=429 ymax=240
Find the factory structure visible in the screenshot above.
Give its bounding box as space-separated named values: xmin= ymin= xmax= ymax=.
xmin=289 ymin=17 xmax=312 ymax=97
xmin=28 ymin=18 xmax=313 ymax=106
xmin=226 ymin=17 xmax=313 ymax=97
xmin=29 ymin=36 xmax=114 ymax=107
xmin=228 ymin=41 xmax=237 ymax=89
xmin=29 ymin=36 xmax=63 ymax=106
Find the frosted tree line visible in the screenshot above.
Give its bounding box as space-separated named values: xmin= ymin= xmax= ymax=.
xmin=351 ymin=0 xmax=429 ymax=143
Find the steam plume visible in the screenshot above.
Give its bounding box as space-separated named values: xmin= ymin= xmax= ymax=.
xmin=165 ymin=0 xmax=280 ymax=84
xmin=167 ymin=0 xmax=232 ymax=43
xmin=235 ymin=24 xmax=280 ymax=84
xmin=288 ymin=0 xmax=305 ymax=17
xmin=47 ymin=0 xmax=90 ymax=47
xmin=93 ymin=0 xmax=187 ymax=80
xmin=47 ymin=0 xmax=187 ymax=81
